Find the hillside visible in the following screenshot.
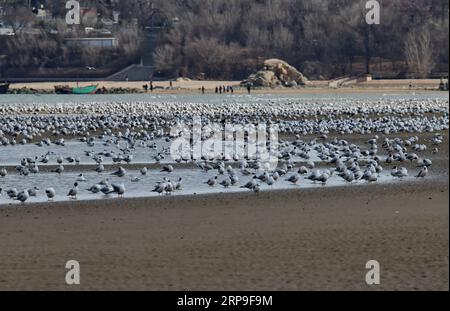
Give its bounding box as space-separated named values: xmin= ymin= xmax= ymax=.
xmin=0 ymin=0 xmax=448 ymax=80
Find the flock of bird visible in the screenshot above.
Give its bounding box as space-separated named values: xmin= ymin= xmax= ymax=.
xmin=0 ymin=96 xmax=448 ymax=143
xmin=0 ymin=131 xmax=442 ymax=203
xmin=0 ymin=95 xmax=447 ymax=204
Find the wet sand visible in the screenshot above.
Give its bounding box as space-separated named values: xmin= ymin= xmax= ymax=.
xmin=0 ymin=181 xmax=448 ymax=291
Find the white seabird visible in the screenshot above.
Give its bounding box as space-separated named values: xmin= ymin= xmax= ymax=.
xmin=416 ymin=166 xmax=428 ymax=178
xmin=87 ymin=184 xmax=102 ymax=194
xmin=15 ymin=191 xmax=29 ymax=203
xmin=111 ymin=183 xmax=126 ymax=197
xmin=287 ymin=173 xmax=301 ymax=184
xmin=111 ymin=166 xmax=126 ymax=177
xmin=161 ymin=165 xmax=174 ymax=173
xmin=45 ymin=188 xmax=56 ymax=201
xmin=7 ymin=188 xmax=18 ymax=199
xmin=174 ymin=177 xmax=183 ymax=190
xmin=241 ymin=177 xmax=257 ymax=190
xmin=140 ymin=167 xmax=148 ymax=175
xmin=77 ymin=174 xmax=87 ymax=182
xmin=95 ymin=163 xmax=105 ymax=173
xmin=52 ymin=164 xmax=65 ymax=174
xmin=220 ymin=177 xmax=232 ymax=188
xmin=67 ymin=183 xmax=79 ymax=200
xmin=206 ymin=176 xmax=218 ymax=187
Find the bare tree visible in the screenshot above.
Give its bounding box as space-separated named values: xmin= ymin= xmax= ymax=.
xmin=3 ymin=5 xmax=34 ymax=35
xmin=1 ymin=0 xmax=448 ymax=80
xmin=117 ymin=25 xmax=143 ymax=58
xmin=337 ymin=2 xmax=375 ymax=75
xmin=404 ymin=25 xmax=435 ymax=78
xmin=154 ymin=44 xmax=178 ymax=75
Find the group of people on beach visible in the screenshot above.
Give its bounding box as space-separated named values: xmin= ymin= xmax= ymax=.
xmin=213 ymin=84 xmax=252 ymax=94
xmin=215 ymin=85 xmax=234 ymax=94
xmin=142 ymin=81 xmax=154 ymax=92
xmin=141 ymin=81 xmax=253 ymax=94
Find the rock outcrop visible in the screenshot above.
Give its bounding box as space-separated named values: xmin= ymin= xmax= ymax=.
xmin=241 ymin=58 xmax=308 ymax=87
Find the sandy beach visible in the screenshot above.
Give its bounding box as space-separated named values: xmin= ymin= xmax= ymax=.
xmin=0 ymin=180 xmax=448 ymax=291
xmin=7 ymin=78 xmax=445 ymax=94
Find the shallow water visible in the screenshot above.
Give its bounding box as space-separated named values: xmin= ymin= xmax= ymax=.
xmin=0 ymin=166 xmax=439 ymax=206
xmin=1 ymin=134 xmax=445 ymax=205
xmin=0 ymin=136 xmax=331 ymax=166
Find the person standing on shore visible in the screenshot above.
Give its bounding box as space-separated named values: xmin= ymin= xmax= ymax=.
xmin=201 ymin=86 xmax=205 ymax=94
xmin=219 ymin=86 xmax=222 ymax=94
xmin=215 ymin=86 xmax=218 ymax=93
xmin=150 ymin=81 xmax=154 ymax=92
xmin=247 ymin=84 xmax=251 ymax=94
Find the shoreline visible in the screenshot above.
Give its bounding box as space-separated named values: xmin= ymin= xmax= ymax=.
xmin=0 ymin=176 xmax=448 ymax=208
xmin=4 ymin=79 xmax=447 ymax=95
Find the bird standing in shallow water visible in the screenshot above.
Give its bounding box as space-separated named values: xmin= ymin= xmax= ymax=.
xmin=95 ymin=163 xmax=105 ymax=173
xmin=87 ymin=184 xmax=101 ymax=194
xmin=396 ymin=167 xmax=408 ymax=178
xmin=161 ymin=165 xmax=174 ymax=173
xmin=416 ymin=166 xmax=428 ymax=178
xmin=52 ymin=164 xmax=64 ymax=174
xmin=152 ymin=182 xmax=165 ymax=195
xmin=220 ymin=177 xmax=232 ymax=188
xmin=46 ymin=188 xmax=56 ymax=201
xmin=241 ymin=177 xmax=257 ymax=190
xmin=111 ymin=183 xmax=126 ymax=197
xmin=252 ymin=184 xmax=261 ymax=193
xmin=111 ymin=166 xmax=126 ymax=177
xmin=15 ymin=191 xmax=29 ymax=203
xmin=174 ymin=177 xmax=183 ymax=190
xmin=67 ymin=183 xmax=79 ymax=200
xmin=7 ymin=188 xmax=18 ymax=199
xmin=287 ymin=173 xmax=300 ymax=185
xmin=206 ymin=176 xmax=218 ymax=187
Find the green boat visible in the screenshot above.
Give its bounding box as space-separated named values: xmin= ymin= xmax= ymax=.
xmin=55 ymin=84 xmax=98 ymax=94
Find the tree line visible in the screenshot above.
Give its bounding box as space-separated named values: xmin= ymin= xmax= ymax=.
xmin=0 ymin=0 xmax=448 ymax=80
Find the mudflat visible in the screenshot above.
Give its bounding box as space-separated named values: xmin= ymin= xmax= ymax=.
xmin=0 ymin=181 xmax=448 ymax=291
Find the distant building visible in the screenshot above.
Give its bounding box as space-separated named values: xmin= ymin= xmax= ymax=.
xmin=36 ymin=9 xmax=48 ymax=19
xmin=64 ymin=37 xmax=119 ymax=48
